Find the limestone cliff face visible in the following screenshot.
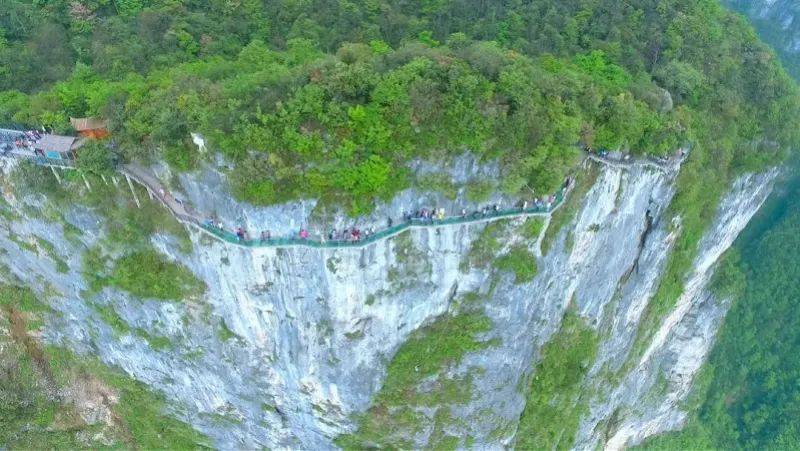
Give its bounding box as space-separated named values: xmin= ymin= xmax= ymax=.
xmin=0 ymin=158 xmax=774 ymax=449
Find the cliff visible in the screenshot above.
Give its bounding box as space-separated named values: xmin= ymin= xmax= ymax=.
xmin=0 ymin=156 xmax=774 ymax=449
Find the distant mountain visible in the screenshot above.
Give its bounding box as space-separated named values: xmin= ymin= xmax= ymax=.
xmin=726 ymin=0 xmax=800 ymax=77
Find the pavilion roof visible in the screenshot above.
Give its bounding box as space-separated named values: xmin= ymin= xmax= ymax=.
xmin=70 ymin=117 xmax=108 ymax=132
xmin=35 ymin=134 xmax=77 ymax=153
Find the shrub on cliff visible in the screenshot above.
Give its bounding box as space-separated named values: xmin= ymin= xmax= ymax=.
xmin=107 ymin=249 xmax=205 ymax=301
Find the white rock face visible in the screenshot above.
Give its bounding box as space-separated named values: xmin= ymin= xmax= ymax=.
xmin=0 ymin=159 xmax=775 ymax=450
xmin=576 ymin=171 xmax=776 ymax=450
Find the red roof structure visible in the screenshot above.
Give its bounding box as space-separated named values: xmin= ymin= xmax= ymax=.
xmin=70 ymin=117 xmax=109 ymax=139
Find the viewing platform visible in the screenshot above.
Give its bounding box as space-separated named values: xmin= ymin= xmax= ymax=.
xmin=0 ymin=128 xmax=81 ymax=169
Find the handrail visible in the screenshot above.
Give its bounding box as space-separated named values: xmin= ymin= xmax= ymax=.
xmin=20 ymin=154 xmax=77 ymax=168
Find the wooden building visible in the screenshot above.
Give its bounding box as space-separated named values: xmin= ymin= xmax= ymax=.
xmin=34 ymin=134 xmax=85 ymax=160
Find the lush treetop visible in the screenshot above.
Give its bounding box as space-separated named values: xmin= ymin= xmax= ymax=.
xmin=1 ymin=0 xmax=798 ymax=212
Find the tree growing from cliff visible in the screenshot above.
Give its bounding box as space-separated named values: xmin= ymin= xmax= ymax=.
xmin=76 ymin=141 xmax=115 ymax=176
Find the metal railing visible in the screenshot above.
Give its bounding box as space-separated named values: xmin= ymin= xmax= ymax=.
xmin=12 ymin=153 xmax=77 ymax=168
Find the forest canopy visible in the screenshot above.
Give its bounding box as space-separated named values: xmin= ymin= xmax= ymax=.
xmin=0 ymin=0 xmax=798 ymax=212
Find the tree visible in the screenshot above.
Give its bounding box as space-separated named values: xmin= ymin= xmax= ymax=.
xmin=76 ymin=141 xmax=115 ymax=176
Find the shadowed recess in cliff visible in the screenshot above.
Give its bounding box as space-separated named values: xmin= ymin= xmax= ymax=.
xmin=541 ymin=165 xmax=601 ymax=256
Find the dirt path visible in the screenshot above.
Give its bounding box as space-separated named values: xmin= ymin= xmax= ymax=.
xmin=3 ymin=305 xmax=137 ymax=448
xmin=5 ymin=305 xmax=56 ymax=392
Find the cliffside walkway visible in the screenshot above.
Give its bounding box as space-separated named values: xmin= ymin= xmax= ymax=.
xmin=586 ymin=153 xmax=680 ymax=173
xmin=127 ymin=163 xmax=570 ymax=248
xmin=119 ymin=164 xmax=198 ymax=223
xmin=204 ymin=189 xmax=569 ymax=249
xmin=3 ymin=140 xmax=682 ymax=249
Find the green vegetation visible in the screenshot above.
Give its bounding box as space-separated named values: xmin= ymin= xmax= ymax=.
xmin=725 ymin=1 xmax=800 ymax=79
xmin=33 ymin=237 xmax=69 ymax=273
xmin=2 ymin=0 xmax=795 ymax=215
xmin=80 ymin=245 xmax=108 ymax=295
xmin=521 ymin=217 xmax=546 ymax=241
xmin=463 ymin=219 xmax=539 ymax=283
xmin=75 ymin=141 xmax=115 ymax=176
xmin=102 ymin=185 xmax=193 ymax=254
xmin=1 ymin=334 xmax=90 ymax=450
xmin=494 ymin=245 xmax=538 ymax=284
xmin=516 ymin=312 xmax=599 ymax=450
xmin=16 ymin=160 xmax=198 ymax=301
xmin=0 ymin=284 xmax=49 ymax=314
xmin=107 ymin=249 xmax=205 ymax=301
xmin=10 ymin=160 xmax=64 ymax=199
xmin=135 ymin=328 xmax=173 ymax=350
xmin=46 ymin=347 xmax=210 ymax=450
xmin=16 ymin=153 xmax=191 ymax=251
xmin=217 ymin=319 xmax=238 ymax=342
xmin=465 ymin=180 xmax=496 ymax=203
xmin=83 ymin=244 xmax=204 ymax=302
xmin=91 ymin=303 xmax=130 ymax=335
xmin=336 ymin=310 xmax=494 ymax=449
xmin=69 ymin=175 xmax=202 ymax=302
xmin=0 ymin=1 xmax=797 ymax=447
xmin=461 ymin=220 xmax=511 ymax=271
xmin=417 ymin=173 xmax=458 ymax=200
xmin=637 ymin=171 xmax=800 ymax=450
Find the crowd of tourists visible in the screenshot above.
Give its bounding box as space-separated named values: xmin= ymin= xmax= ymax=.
xmin=0 ymin=129 xmax=41 ymax=154
xmin=201 ymin=175 xmax=574 ymax=245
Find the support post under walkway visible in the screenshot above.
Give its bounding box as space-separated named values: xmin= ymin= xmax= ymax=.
xmin=81 ymin=173 xmax=91 ymax=191
xmin=50 ymin=166 xmax=61 ymax=184
xmin=125 ymin=174 xmax=141 ymax=208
